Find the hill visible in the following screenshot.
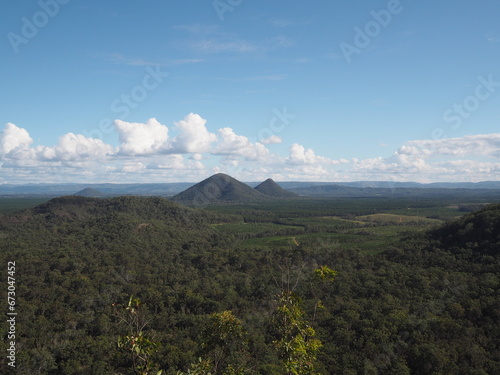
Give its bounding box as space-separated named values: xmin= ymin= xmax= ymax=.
xmin=172 ymin=173 xmax=267 ymax=204
xmin=254 ymin=178 xmax=298 ymax=198
xmin=428 ymin=203 xmax=500 ymax=256
xmin=16 ymin=195 xmax=220 ymax=227
xmin=74 ymin=187 xmax=104 ymax=197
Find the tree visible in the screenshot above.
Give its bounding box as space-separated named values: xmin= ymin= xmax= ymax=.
xmin=271 ymin=266 xmax=335 ymax=375
xmin=177 ymin=311 xmax=248 ymax=375
xmin=201 ymin=310 xmax=248 ymax=374
xmin=114 ymin=296 xmax=163 ymax=375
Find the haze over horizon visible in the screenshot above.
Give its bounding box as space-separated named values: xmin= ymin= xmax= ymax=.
xmin=2 ymin=1 xmax=500 ymax=184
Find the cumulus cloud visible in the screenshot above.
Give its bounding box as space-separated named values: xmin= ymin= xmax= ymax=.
xmin=4 ymin=118 xmax=500 ymax=184
xmin=49 ymin=133 xmax=115 ymax=161
xmin=286 ymin=143 xmax=339 ymax=165
xmin=214 ymin=127 xmax=270 ymax=160
xmin=0 ymin=123 xmax=33 ymax=158
xmin=168 ymin=113 xmax=217 ymax=153
xmin=115 ymin=118 xmax=169 ymax=155
xmin=0 ymin=123 xmax=115 ymax=162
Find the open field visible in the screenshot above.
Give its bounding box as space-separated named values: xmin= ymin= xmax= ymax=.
xmin=356 ymin=213 xmax=442 ymax=225
xmin=207 ymin=196 xmax=486 ymax=255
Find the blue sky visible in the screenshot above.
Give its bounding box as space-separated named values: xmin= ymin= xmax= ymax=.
xmin=1 ymin=0 xmax=500 ymax=184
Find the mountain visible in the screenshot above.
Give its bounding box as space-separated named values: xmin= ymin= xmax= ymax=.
xmin=172 ymin=173 xmax=268 ymax=205
xmin=74 ymin=187 xmax=104 ymax=197
xmin=254 ymin=178 xmax=298 ymax=198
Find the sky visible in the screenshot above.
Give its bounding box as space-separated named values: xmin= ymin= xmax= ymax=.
xmin=1 ymin=0 xmax=500 ymax=184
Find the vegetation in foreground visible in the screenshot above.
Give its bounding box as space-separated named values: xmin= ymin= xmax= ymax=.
xmin=0 ymin=196 xmax=499 ymax=374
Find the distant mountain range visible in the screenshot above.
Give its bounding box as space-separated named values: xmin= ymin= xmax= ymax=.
xmin=1 ymin=178 xmax=500 ymax=198
xmin=0 ymin=183 xmax=194 ymax=197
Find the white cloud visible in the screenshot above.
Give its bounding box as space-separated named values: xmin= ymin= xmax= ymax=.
xmin=115 ymin=118 xmax=168 ymax=156
xmin=168 ymin=113 xmax=217 ymax=153
xmin=398 ymin=133 xmax=500 ymax=159
xmin=122 ymin=162 xmax=147 ymax=173
xmin=148 ymin=155 xmax=186 ymax=170
xmin=0 ymin=123 xmax=33 ymax=158
xmin=347 ymin=133 xmax=500 ymax=182
xmin=3 ymin=119 xmax=500 ymax=184
xmin=0 ymin=123 xmax=115 ymax=163
xmin=50 ymin=133 xmax=116 ymax=161
xmin=214 ymin=127 xmax=270 ymax=161
xmin=286 ymin=143 xmax=338 ymax=165
xmin=261 ymin=135 xmax=283 ymax=144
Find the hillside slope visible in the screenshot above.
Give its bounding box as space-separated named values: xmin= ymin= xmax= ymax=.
xmin=172 ymin=173 xmax=267 ymax=204
xmin=0 ymin=195 xmax=227 ymax=233
xmin=254 ymin=178 xmax=298 ymax=198
xmin=428 ymin=203 xmax=500 ymax=256
xmin=74 ymin=187 xmax=105 ymax=197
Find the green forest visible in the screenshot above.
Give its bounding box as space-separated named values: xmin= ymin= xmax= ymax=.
xmin=0 ymin=195 xmax=499 ymax=374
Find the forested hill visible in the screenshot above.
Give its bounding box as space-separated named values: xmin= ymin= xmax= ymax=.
xmin=2 ymin=195 xmax=228 ymax=228
xmin=0 ymin=198 xmax=499 ymax=374
xmin=428 ymin=203 xmax=500 ymax=256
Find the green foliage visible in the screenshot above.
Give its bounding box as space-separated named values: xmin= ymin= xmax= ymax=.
xmin=176 ymin=358 xmax=212 ymax=375
xmin=273 ymin=291 xmax=322 ymax=375
xmin=200 ymin=311 xmax=248 ymax=374
xmin=429 ymin=203 xmax=500 ymax=256
xmin=1 ymin=196 xmax=500 ymax=374
xmin=114 ymin=296 xmax=163 ymax=375
xmin=313 ymin=266 xmax=336 ymax=283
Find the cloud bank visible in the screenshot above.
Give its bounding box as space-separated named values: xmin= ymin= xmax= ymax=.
xmin=1 ymin=115 xmax=500 ymax=184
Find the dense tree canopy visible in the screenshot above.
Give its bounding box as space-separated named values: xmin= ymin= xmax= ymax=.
xmin=0 ymin=196 xmax=498 ymax=374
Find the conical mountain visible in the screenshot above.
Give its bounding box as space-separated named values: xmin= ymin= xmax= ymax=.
xmin=172 ymin=173 xmax=267 ymax=204
xmin=74 ymin=187 xmax=104 ymax=197
xmin=254 ymin=178 xmax=298 ymax=198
